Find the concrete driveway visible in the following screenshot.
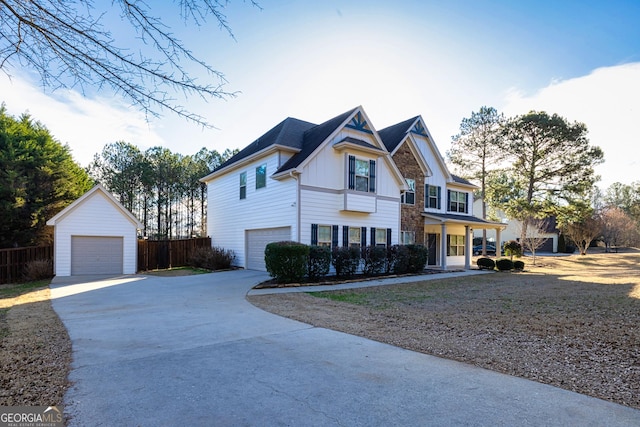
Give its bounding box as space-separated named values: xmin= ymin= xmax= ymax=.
xmin=51 ymin=270 xmax=640 ymax=426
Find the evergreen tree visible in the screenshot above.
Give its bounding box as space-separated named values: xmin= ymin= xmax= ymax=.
xmin=0 ymin=105 xmax=92 ymax=247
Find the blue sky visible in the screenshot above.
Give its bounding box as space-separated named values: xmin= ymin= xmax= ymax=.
xmin=2 ymin=0 xmax=639 ymax=189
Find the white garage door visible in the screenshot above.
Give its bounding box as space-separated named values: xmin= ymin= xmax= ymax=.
xmin=246 ymin=227 xmax=291 ymax=271
xmin=71 ymin=236 xmax=124 ymax=275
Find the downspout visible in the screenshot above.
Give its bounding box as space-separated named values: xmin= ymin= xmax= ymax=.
xmin=289 ymin=170 xmax=301 ymax=242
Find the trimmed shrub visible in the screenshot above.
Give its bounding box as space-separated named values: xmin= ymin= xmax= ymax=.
xmin=495 ymin=258 xmax=514 ymax=271
xmin=385 ymin=244 xmax=428 ymax=274
xmin=387 ymin=244 xmax=409 ymax=274
xmin=503 ymin=240 xmax=522 ymax=259
xmin=308 ymin=245 xmax=331 ymax=281
xmin=476 ymin=257 xmax=495 ymax=270
xmin=265 ymin=241 xmax=309 ymax=283
xmin=188 ymin=246 xmax=236 ymax=270
xmin=363 ymin=246 xmax=387 ymax=276
xmin=331 ymin=246 xmax=361 ymax=278
xmin=23 ymin=259 xmax=53 ymax=281
xmin=513 ymin=260 xmax=525 ymax=270
xmin=405 ymin=244 xmax=428 ymax=273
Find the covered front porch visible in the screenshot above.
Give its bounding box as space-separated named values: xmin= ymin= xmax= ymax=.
xmin=422 ymin=212 xmax=506 ymax=270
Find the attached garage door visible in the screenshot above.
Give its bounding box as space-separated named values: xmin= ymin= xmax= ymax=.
xmin=71 ymin=236 xmax=124 ymax=275
xmin=246 ymin=227 xmax=291 ymax=271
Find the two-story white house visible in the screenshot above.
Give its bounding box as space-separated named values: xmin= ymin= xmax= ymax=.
xmin=201 ymin=106 xmax=504 ymax=271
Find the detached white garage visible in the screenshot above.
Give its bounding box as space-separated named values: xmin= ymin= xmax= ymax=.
xmin=47 ymin=184 xmax=142 ymax=277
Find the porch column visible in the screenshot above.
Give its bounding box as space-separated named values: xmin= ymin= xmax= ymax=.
xmin=440 ymin=223 xmax=447 ymax=270
xmin=464 ymin=225 xmax=471 ymax=270
xmin=496 ymin=227 xmax=502 ymax=257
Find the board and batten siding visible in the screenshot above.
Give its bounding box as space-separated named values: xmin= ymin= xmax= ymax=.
xmin=53 ymin=192 xmax=138 ymax=276
xmin=207 ymin=152 xmax=297 ymax=268
xmin=300 ymin=128 xmax=401 ymax=199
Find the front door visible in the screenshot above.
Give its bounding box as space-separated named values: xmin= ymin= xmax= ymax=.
xmin=427 ymin=233 xmax=438 ymax=266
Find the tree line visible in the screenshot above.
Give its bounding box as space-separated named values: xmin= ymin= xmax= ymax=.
xmin=448 ymin=107 xmax=640 ymax=253
xmin=0 ymin=104 xmax=236 ymax=248
xmin=88 ymin=142 xmax=236 ymax=240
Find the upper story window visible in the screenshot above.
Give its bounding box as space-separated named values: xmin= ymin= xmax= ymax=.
xmin=448 ymin=190 xmax=468 ymax=213
xmin=425 ymin=184 xmax=441 ymax=209
xmin=348 ymin=155 xmax=376 ymax=193
xmin=401 ymin=179 xmax=415 ymax=205
xmin=239 ymin=172 xmax=247 ymax=200
xmin=256 ymin=164 xmax=267 ymax=189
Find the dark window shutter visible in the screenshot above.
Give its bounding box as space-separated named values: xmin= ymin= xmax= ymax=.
xmin=424 ymin=184 xmax=429 ymax=209
xmin=447 ymin=189 xmax=451 ymax=211
xmin=370 ymin=227 xmax=376 ymax=246
xmin=369 ymin=160 xmax=376 ymax=192
xmin=343 ymin=226 xmax=349 ymax=247
xmin=387 ymin=228 xmax=392 ymax=247
xmin=332 ymin=225 xmax=339 ymax=247
xmin=465 ymin=193 xmax=469 ymax=213
xmin=361 ymin=227 xmax=367 ymax=247
xmin=311 ymin=224 xmax=318 ymax=245
xmin=348 ymin=155 xmax=356 ymax=190
xmin=437 ymin=186 xmax=442 ymax=209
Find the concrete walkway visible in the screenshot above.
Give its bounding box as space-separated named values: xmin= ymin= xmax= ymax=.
xmin=51 ymin=270 xmax=640 ymax=426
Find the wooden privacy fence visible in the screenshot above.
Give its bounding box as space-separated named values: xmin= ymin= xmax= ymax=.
xmin=137 ymin=237 xmax=211 ymax=271
xmin=0 ymin=245 xmax=53 ymax=284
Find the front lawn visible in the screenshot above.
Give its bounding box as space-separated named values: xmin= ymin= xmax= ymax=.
xmin=248 ymin=251 xmax=640 ymax=409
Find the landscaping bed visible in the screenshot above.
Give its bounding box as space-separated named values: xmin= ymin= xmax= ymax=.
xmin=248 ymin=251 xmax=640 ymax=409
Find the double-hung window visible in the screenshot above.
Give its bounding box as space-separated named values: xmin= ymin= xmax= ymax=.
xmin=256 ymin=164 xmax=267 ymax=189
xmin=425 ymin=184 xmax=441 ymax=209
xmin=402 ymin=179 xmax=415 ymax=205
xmin=355 ymin=159 xmax=369 ymax=192
xmin=400 ymin=231 xmax=415 ymax=245
xmin=348 ymin=155 xmax=376 ymax=193
xmin=448 ymin=190 xmax=468 ymax=213
xmin=317 ymin=225 xmax=331 ymax=247
xmin=349 ymin=227 xmax=361 ymax=248
xmin=447 ymin=235 xmax=465 ymax=256
xmin=239 ymin=172 xmax=247 ymax=200
xmin=375 ymin=228 xmax=387 ymax=247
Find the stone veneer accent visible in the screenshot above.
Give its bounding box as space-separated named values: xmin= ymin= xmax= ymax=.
xmin=393 ymin=142 xmax=425 ymax=245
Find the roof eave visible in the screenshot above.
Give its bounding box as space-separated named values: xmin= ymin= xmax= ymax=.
xmin=200 ymin=145 xmax=300 ymax=183
xmin=332 ymin=140 xmax=386 ymax=155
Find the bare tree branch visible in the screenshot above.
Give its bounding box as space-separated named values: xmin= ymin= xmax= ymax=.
xmin=0 ymin=0 xmax=257 ymax=127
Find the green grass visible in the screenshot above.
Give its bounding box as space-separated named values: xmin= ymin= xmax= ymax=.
xmin=0 ymin=280 xmax=50 ymax=299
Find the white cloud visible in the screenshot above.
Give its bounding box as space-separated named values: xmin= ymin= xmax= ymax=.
xmin=501 ymin=62 xmax=640 ymax=189
xmin=0 ymin=74 xmax=166 ymax=166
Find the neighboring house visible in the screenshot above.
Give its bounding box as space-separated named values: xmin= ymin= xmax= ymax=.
xmin=201 ymin=106 xmax=504 ymax=271
xmin=46 ymin=184 xmax=143 ymax=276
xmin=472 ymin=199 xmax=558 ymax=252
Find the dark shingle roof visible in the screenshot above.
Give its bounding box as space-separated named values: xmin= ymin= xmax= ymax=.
xmin=378 ymin=116 xmax=419 ymax=152
xmin=423 ymin=212 xmax=502 ymax=226
xmin=334 ymin=136 xmax=384 ymax=152
xmin=275 ymin=107 xmax=358 ymax=173
xmin=212 ymin=117 xmax=315 ymax=173
xmin=211 ymin=107 xmax=360 ymax=176
xmin=451 ymin=174 xmax=474 ymax=186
